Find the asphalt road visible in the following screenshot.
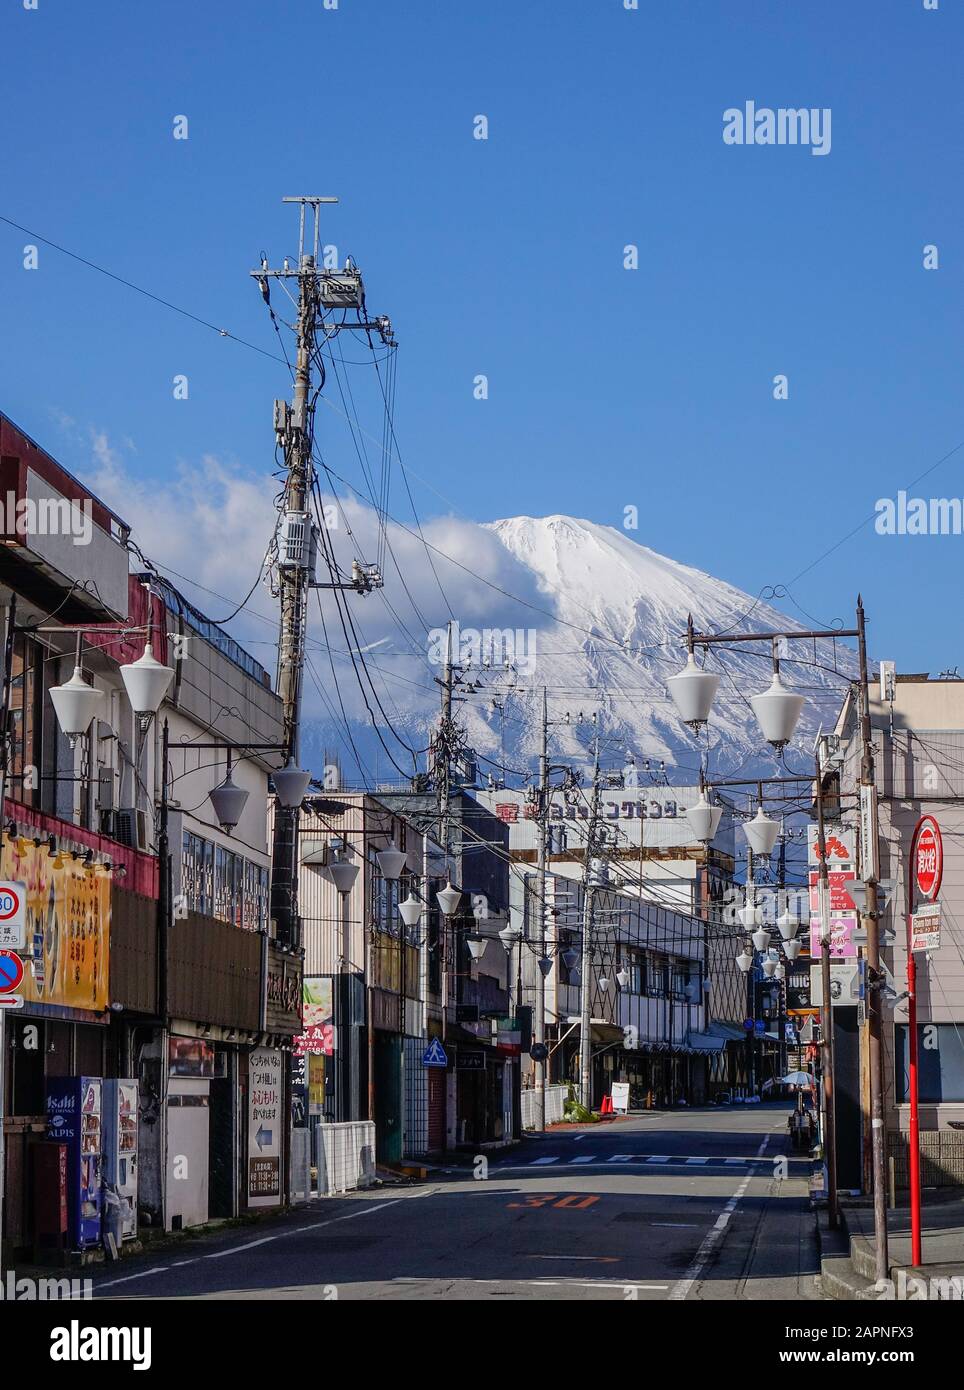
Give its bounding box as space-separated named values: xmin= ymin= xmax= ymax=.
xmin=90 ymin=1104 xmax=822 ymax=1301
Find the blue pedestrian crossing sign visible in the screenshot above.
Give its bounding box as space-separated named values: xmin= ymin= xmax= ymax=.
xmin=422 ymin=1038 xmax=448 ymax=1068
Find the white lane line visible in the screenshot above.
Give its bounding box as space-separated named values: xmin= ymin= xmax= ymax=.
xmin=685 ymin=1157 xmax=709 ymax=1166
xmin=97 ymin=1200 xmax=403 ymax=1288
xmin=96 ymin=1266 xmax=171 ymax=1290
xmin=569 ymin=1156 xmax=598 ymax=1164
xmin=531 ymin=1281 xmax=668 ymax=1291
xmin=668 ymin=1134 xmax=771 ymax=1302
xmin=528 ymin=1255 xmax=618 ymax=1262
xmin=646 ymin=1156 xmax=671 ymax=1163
xmin=573 ymin=1133 xmax=587 ymax=1141
xmin=530 ymin=1156 xmax=560 ymax=1165
xmin=653 ymin=1222 xmax=698 ymax=1228
xmin=204 ymin=1236 xmax=279 ymax=1260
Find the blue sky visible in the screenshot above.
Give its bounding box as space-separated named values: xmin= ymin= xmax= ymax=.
xmin=2 ymin=0 xmax=962 ymax=674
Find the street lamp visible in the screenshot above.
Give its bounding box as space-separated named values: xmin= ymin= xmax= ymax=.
xmin=743 ymin=806 xmax=780 ymax=857
xmin=687 ymin=790 xmax=723 ymax=843
xmin=616 ymin=967 xmax=630 ymax=989
xmin=271 ymin=761 xmax=312 ymax=810
xmin=208 ymin=761 xmax=249 ymax=834
xmin=750 ymin=672 xmax=804 ymax=748
xmin=667 ymin=653 xmax=719 ymax=727
xmin=736 ymin=945 xmax=754 ymax=973
xmin=738 ymin=896 xmax=763 ymax=930
xmin=436 ymin=882 xmax=462 ymax=917
xmin=751 ymin=926 xmax=770 ymax=953
xmin=498 ymin=923 xmax=522 ymax=954
xmin=49 ymin=666 xmax=103 ymax=741
xmin=376 ymin=843 xmax=408 ymax=881
xmin=783 ymin=937 xmax=802 ymax=961
xmin=778 ymin=910 xmax=799 ymax=942
xmin=537 ymin=956 xmax=554 ymax=978
xmin=119 ymin=642 xmax=175 ymax=722
xmin=327 ymin=858 xmax=359 ymax=894
xmin=398 ymin=894 xmax=424 ymax=929
xmin=466 ymin=935 xmax=487 ymax=962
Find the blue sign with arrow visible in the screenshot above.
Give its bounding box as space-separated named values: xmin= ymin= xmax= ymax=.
xmin=422 ymin=1038 xmax=448 ymax=1068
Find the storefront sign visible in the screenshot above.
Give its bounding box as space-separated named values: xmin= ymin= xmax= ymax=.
xmin=248 ymin=1047 xmax=283 ymax=1206
xmin=809 ymin=912 xmax=858 ymax=959
xmin=912 ymin=816 xmax=943 ymax=901
xmin=457 ymin=1050 xmax=486 ymax=1071
xmin=264 ymin=943 xmax=303 ymax=1035
xmin=294 ymin=977 xmax=334 ymax=1058
xmin=809 ymin=961 xmax=860 ymax=1008
xmin=911 ymin=901 xmax=941 ymax=953
xmin=1 ymin=839 xmax=110 ymax=1012
xmin=807 ymin=824 xmax=855 ymax=867
xmin=808 ymin=870 xmax=856 ymax=914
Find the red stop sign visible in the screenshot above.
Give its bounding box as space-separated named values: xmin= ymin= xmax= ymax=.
xmin=914 ymin=817 xmax=943 ymax=900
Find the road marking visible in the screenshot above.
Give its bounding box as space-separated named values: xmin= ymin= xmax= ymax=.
xmin=518 ymin=1152 xmax=778 ymax=1167
xmin=507 ymin=1193 xmax=599 ymax=1210
xmin=96 ymin=1200 xmax=403 ymax=1289
xmin=531 ymin=1281 xmax=668 ymax=1290
xmin=95 ymin=1266 xmax=170 ymax=1290
xmin=204 ymin=1236 xmax=279 ymax=1260
xmin=528 ymin=1254 xmax=618 ymax=1262
xmin=668 ymin=1134 xmax=771 ymax=1301
xmin=653 ymin=1222 xmax=698 ymax=1228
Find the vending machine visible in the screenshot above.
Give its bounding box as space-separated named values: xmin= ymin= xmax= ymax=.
xmin=45 ymin=1076 xmax=103 ymax=1249
xmin=103 ymin=1078 xmax=138 ymax=1240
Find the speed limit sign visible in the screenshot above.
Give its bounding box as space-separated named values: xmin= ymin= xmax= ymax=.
xmin=0 ymin=882 xmax=27 ymax=950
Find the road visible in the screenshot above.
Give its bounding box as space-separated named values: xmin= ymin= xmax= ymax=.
xmin=92 ymin=1104 xmax=822 ymax=1301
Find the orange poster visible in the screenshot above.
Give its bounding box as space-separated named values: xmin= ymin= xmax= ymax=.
xmin=1 ymin=839 xmax=110 ymax=1011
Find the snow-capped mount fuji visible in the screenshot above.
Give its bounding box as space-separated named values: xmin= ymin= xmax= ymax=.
xmin=301 ymin=514 xmax=858 ymax=788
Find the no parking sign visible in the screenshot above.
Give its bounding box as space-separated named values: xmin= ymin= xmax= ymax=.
xmin=0 ymin=882 xmax=26 ymax=950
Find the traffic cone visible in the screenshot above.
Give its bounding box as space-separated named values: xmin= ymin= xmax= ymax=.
xmin=600 ymin=1094 xmax=613 ymax=1115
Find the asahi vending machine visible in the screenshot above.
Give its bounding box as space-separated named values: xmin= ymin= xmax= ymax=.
xmin=45 ymin=1076 xmax=103 ymax=1249
xmin=103 ymin=1078 xmax=138 ymax=1240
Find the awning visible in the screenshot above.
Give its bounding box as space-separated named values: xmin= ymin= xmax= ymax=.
xmin=707 ymin=1019 xmax=749 ymax=1044
xmin=686 ymin=1030 xmax=728 ymax=1055
xmin=590 ymin=1021 xmax=624 ymax=1047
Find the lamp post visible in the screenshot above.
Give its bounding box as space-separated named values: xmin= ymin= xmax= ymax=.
xmin=669 ymin=611 xmax=872 ymax=1233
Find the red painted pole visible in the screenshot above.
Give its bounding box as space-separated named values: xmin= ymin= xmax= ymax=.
xmin=907 ymin=821 xmax=924 ymax=1268
xmin=907 ymin=927 xmax=921 ymax=1266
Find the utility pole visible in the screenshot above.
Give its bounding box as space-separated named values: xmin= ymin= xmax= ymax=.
xmin=533 ymin=687 xmax=549 ymax=1130
xmin=579 ymin=736 xmax=602 ymax=1110
xmin=437 ymin=619 xmax=455 ymax=857
xmin=814 ymin=755 xmax=840 ymax=1230
xmin=255 ymin=197 xmax=390 ymax=948
xmin=259 ymin=199 xmax=328 ymax=951
xmin=856 ymin=595 xmax=889 ymax=1280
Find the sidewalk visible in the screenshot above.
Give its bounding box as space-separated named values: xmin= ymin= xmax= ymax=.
xmin=820 ymin=1191 xmax=964 ymax=1299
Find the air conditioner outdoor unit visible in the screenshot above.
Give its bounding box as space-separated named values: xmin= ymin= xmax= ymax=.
xmin=115 ymin=808 xmax=149 ymax=852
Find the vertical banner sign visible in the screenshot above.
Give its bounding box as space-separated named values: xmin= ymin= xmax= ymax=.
xmin=248 ymin=1047 xmax=283 ymax=1207
xmin=859 ymin=784 xmax=879 ymax=882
